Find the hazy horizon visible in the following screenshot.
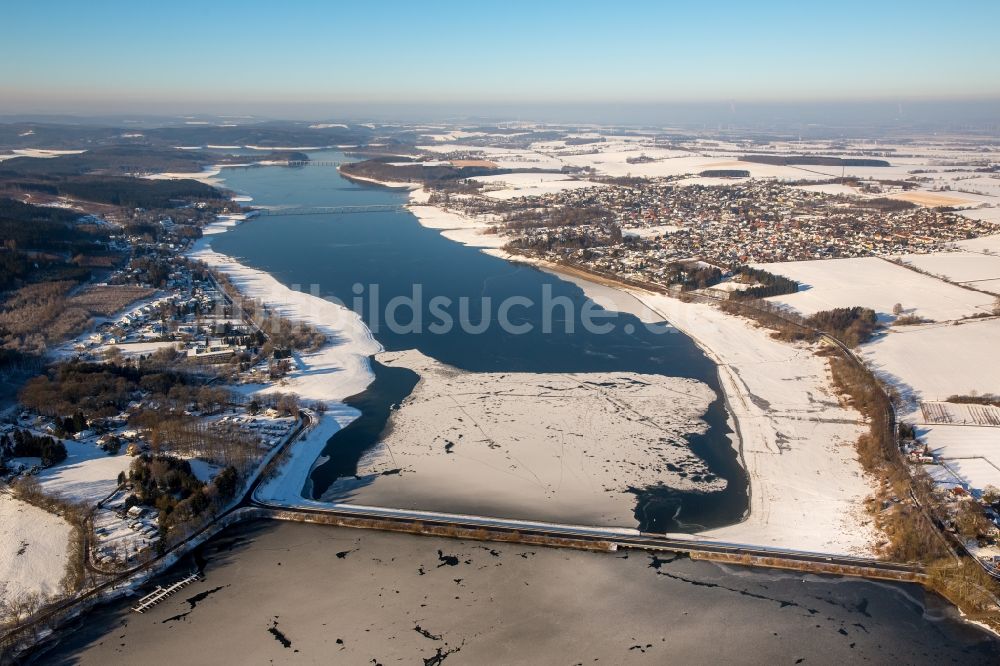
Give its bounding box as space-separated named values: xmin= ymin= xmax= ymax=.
xmin=4 ymin=0 xmax=999 ymax=129
xmin=2 ymin=99 xmax=999 ymax=136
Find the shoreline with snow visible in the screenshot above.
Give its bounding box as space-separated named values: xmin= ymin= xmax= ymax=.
xmin=399 ymin=180 xmax=878 ymax=556
xmin=182 ymin=163 xmax=878 ymax=554
xmin=337 ymin=168 xmax=420 ymax=190
xmin=186 ymin=210 xmax=382 ymax=503
xmin=323 ymin=348 xmax=722 ymax=527
xmin=485 ymin=255 xmax=876 ymax=554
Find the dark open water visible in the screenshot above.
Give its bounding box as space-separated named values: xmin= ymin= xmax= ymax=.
xmin=211 ymin=150 xmax=745 ymax=531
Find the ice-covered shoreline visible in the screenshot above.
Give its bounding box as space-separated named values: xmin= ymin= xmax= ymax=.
xmin=186 ymin=163 xmax=877 ymax=554
xmin=401 ymin=181 xmax=878 ymax=556
xmin=627 ymin=291 xmax=875 ymax=554
xmin=406 ymin=189 xmax=510 ymax=252
xmin=525 ymin=266 xmax=875 ymax=555
xmin=187 ymin=210 xmax=382 ymax=502
xmin=187 ymin=234 xmax=381 ymax=403
xmin=323 ymin=348 xmax=722 ymax=527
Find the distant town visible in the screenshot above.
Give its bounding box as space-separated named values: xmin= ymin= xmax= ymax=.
xmin=443 ymin=178 xmax=995 ymax=277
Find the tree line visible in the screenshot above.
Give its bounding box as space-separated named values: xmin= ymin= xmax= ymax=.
xmin=729 ymin=266 xmax=800 ymax=299
xmin=19 ymin=359 xmax=226 ymax=421
xmin=0 ymin=430 xmax=67 ymax=467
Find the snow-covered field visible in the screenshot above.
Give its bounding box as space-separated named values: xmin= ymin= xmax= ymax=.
xmin=187 ymin=459 xmax=223 ymax=483
xmin=920 ymin=401 xmax=1000 ymax=426
xmin=322 ymin=349 xmax=720 ymax=527
xmin=623 ymin=224 xmax=683 ymax=239
xmin=106 ymin=340 xmax=178 ymax=358
xmin=955 ymin=233 xmax=1000 ymax=254
xmin=919 ymin=425 xmax=1000 ymax=493
xmin=896 ymin=252 xmax=1000 ymax=292
xmin=862 ymin=313 xmax=1000 ymax=500
xmin=0 ymin=148 xmax=87 ymax=162
xmin=957 ymin=208 xmax=1000 ymax=226
xmin=145 ymin=166 xmax=223 ymax=185
xmin=0 ymin=493 xmax=72 ymax=605
xmin=887 ymin=191 xmax=978 ymax=207
xmin=862 ymin=317 xmax=1000 ymax=405
xmin=755 ymin=257 xmax=997 ymax=322
xmin=553 ymin=147 xmax=814 ymax=180
xmin=471 ymin=172 xmax=603 ymax=199
xmin=36 ymin=440 xmax=132 ymax=505
xmin=793 ymin=182 xmax=862 ymax=196
xmin=417 ymin=144 xmax=564 ymax=171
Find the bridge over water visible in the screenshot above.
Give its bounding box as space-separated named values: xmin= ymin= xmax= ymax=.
xmin=255 ymin=204 xmax=407 ymax=216
xmin=286 ymin=160 xmax=341 ymax=167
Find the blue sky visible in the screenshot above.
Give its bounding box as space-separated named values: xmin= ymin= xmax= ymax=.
xmin=3 ymin=0 xmax=999 ymax=114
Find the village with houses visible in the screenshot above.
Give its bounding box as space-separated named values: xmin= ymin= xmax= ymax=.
xmin=3 ymin=248 xmax=308 ymax=523
xmin=387 ymin=128 xmax=1000 ymax=580
xmin=0 ymin=177 xmax=317 ymax=626
xmin=485 ymin=178 xmax=997 ymax=271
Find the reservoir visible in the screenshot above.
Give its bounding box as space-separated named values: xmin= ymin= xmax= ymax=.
xmin=211 ymin=150 xmax=746 ymax=532
xmin=40 ymin=521 xmax=1000 ymax=664
xmin=38 ymin=154 xmax=1000 ymax=664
